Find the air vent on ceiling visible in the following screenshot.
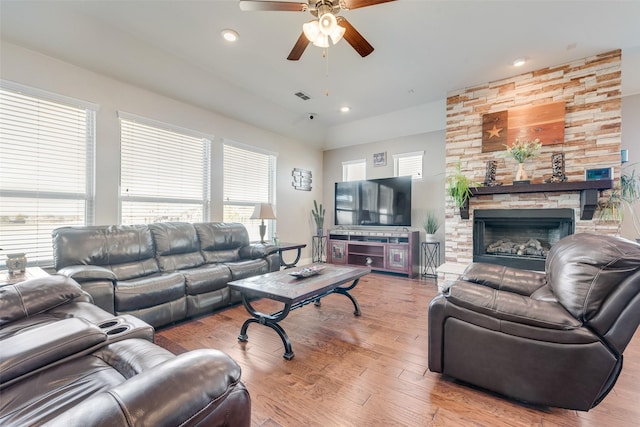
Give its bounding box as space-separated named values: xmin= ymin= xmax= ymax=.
xmin=294 ymin=91 xmax=311 ymax=100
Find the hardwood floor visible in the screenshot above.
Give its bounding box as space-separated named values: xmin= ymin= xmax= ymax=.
xmin=156 ymin=273 xmax=640 ymax=426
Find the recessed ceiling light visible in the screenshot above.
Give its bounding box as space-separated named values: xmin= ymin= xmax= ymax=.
xmin=340 ymin=106 xmax=350 ymax=113
xmin=221 ymin=29 xmax=239 ymax=42
xmin=513 ymin=58 xmax=526 ymax=67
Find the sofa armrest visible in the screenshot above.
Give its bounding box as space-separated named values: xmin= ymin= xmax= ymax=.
xmin=461 ymin=262 xmax=546 ymax=296
xmin=0 ymin=318 xmax=107 ymax=387
xmin=56 ymin=266 xmax=116 ymax=313
xmin=43 ymin=348 xmax=251 ymax=427
xmin=57 ymin=265 xmax=117 ymax=282
xmin=239 ymin=243 xmax=278 ymax=259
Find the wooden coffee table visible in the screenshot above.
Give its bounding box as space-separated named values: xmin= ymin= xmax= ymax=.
xmin=228 ymin=264 xmax=370 ymax=360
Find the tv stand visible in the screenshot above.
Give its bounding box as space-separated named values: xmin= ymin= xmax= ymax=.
xmin=327 ymin=229 xmax=419 ymax=278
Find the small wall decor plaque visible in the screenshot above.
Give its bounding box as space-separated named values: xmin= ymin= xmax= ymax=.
xmin=373 ymin=152 xmax=386 ymax=167
xmin=292 ymin=168 xmax=312 ymax=191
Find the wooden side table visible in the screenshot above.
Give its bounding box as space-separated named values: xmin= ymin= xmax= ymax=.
xmin=276 ymin=242 xmax=307 ymax=269
xmin=0 ymin=266 xmax=49 ymax=286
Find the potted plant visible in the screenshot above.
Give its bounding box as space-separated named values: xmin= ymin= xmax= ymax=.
xmin=447 ymin=162 xmax=479 ymax=219
xmin=598 ymin=163 xmax=640 ymax=242
xmin=504 ymin=138 xmax=542 ymax=182
xmin=423 ymin=210 xmax=440 ymax=242
xmin=311 ymin=200 xmax=325 ymax=236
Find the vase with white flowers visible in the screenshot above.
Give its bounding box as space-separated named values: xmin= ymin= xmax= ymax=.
xmin=504 ymin=138 xmax=542 ymax=182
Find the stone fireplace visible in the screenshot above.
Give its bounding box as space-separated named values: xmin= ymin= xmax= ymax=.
xmin=443 ymin=50 xmax=622 ymax=272
xmin=473 ymin=208 xmax=574 ymax=271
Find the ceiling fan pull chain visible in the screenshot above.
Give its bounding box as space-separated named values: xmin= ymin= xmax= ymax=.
xmin=325 ymin=47 xmax=330 ymax=96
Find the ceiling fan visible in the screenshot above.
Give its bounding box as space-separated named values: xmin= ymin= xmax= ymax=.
xmin=239 ymin=0 xmax=396 ymax=60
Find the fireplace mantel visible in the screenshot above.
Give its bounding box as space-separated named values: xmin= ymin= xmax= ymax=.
xmin=460 ymin=179 xmax=613 ymax=220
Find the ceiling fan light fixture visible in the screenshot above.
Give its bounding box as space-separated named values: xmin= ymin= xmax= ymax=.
xmin=312 ymin=34 xmax=330 ymax=48
xmin=303 ymin=20 xmax=320 ymax=42
xmin=318 ymin=12 xmax=338 ymax=35
xmin=329 ymin=25 xmax=345 ymax=44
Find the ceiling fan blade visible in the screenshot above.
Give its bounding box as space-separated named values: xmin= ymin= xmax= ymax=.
xmin=340 ymin=0 xmax=396 ymax=10
xmin=337 ymin=17 xmax=374 ymax=57
xmin=287 ymin=32 xmax=310 ymax=60
xmin=239 ymin=1 xmax=308 ymax=12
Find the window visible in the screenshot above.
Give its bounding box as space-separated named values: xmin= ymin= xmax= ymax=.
xmin=223 ymin=142 xmax=276 ymax=242
xmin=119 ymin=113 xmax=211 ymax=224
xmin=342 ymin=159 xmax=366 ymax=181
xmin=0 ymin=81 xmax=96 ymax=266
xmin=394 ymin=151 xmax=424 ymax=179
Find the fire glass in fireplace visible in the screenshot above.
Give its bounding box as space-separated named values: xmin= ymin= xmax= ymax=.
xmin=473 ymin=208 xmax=575 ymax=271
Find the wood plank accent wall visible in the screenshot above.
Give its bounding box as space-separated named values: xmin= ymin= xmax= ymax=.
xmin=444 ymin=50 xmax=622 ymax=266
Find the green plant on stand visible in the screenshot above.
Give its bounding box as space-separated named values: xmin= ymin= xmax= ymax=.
xmin=312 ymin=200 xmax=325 ymax=236
xmin=447 ymin=162 xmax=479 ymax=219
xmin=423 ymin=210 xmax=440 ymax=242
xmin=598 ymin=163 xmax=640 ymax=242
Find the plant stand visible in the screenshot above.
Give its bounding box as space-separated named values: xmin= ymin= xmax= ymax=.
xmin=421 ymin=241 xmax=440 ymax=279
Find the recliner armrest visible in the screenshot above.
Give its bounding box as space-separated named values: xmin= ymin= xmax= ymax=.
xmin=462 ymin=262 xmax=546 ymax=296
xmin=43 ymin=348 xmax=250 ymax=427
xmin=57 ymin=265 xmax=117 ymax=282
xmin=0 ymin=317 xmax=107 ymax=387
xmin=447 ymin=282 xmax=581 ymax=330
xmin=239 ymin=243 xmax=278 ymax=259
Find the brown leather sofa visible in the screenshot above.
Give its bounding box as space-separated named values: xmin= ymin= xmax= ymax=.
xmin=0 ymin=275 xmax=250 ymax=426
xmin=428 ymin=233 xmax=640 ymax=410
xmin=52 ymin=222 xmax=280 ymax=328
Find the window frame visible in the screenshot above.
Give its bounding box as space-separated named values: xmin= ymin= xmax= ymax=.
xmin=118 ymin=111 xmax=212 ymax=225
xmin=0 ymin=80 xmax=97 ymax=266
xmin=393 ymin=151 xmax=424 ymax=180
xmin=222 ymin=140 xmax=277 ymax=242
xmin=342 ymin=159 xmax=366 ymax=182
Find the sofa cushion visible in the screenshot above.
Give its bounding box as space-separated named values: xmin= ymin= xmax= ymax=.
xmin=0 ymin=275 xmax=83 ymax=327
xmin=546 ymin=233 xmax=640 ymax=321
xmin=195 ymin=223 xmax=250 ymax=263
xmin=149 ymin=222 xmax=205 ymax=271
xmin=115 ymin=272 xmax=185 ymax=312
xmin=52 ymin=225 xmax=159 ymax=280
xmin=181 ymin=264 xmax=232 ymax=295
xmin=225 ymin=259 xmax=270 ymax=281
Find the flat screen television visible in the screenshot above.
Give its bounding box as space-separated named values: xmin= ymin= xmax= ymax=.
xmin=334 ymin=176 xmax=412 ymax=227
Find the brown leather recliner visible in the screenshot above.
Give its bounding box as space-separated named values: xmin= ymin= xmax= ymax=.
xmin=428 ymin=233 xmax=640 ymax=410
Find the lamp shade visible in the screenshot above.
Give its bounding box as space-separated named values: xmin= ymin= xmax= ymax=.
xmin=250 ymin=203 xmax=276 ymax=220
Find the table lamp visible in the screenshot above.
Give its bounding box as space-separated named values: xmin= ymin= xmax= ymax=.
xmin=250 ymin=203 xmax=276 ymax=243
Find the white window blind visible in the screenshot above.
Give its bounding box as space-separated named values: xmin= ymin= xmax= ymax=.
xmin=343 ymin=159 xmax=366 ymax=181
xmin=223 ymin=142 xmax=276 ymax=242
xmin=394 ymin=151 xmax=424 ymax=179
xmin=0 ymin=82 xmax=96 ymax=266
xmin=119 ymin=114 xmax=211 ymax=224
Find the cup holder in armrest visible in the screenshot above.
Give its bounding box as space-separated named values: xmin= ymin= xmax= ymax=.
xmin=95 ymin=315 xmax=154 ymax=343
xmin=106 ymin=325 xmax=131 ymax=335
xmin=98 ymin=320 xmax=120 ymax=329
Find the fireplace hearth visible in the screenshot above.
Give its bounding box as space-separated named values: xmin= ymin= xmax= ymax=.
xmin=473 ymin=208 xmax=575 ymax=271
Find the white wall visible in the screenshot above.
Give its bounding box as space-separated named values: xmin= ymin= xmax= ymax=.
xmin=0 ymin=41 xmax=323 ymax=261
xmin=322 ymin=131 xmax=447 ymax=261
xmin=621 ymin=93 xmax=640 ymax=240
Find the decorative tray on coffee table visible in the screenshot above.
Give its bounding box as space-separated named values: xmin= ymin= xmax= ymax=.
xmin=288 ymin=265 xmax=325 ymax=278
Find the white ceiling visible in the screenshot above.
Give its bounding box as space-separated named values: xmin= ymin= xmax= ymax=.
xmin=1 ymin=0 xmax=639 ymax=150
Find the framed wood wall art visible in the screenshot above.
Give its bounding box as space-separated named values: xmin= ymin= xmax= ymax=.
xmin=482 ymin=101 xmax=566 ymax=152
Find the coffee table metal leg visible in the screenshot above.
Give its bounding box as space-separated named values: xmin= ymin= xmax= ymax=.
xmin=312 ymin=278 xmax=361 ymax=315
xmin=238 ymin=296 xmax=295 ymax=360
xmin=333 ymin=287 xmax=361 ymax=316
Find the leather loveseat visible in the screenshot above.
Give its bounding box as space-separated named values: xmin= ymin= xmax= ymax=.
xmin=52 ymin=222 xmax=280 ymax=328
xmin=428 ymin=233 xmax=640 ymax=410
xmin=0 ymin=274 xmax=250 ymax=426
